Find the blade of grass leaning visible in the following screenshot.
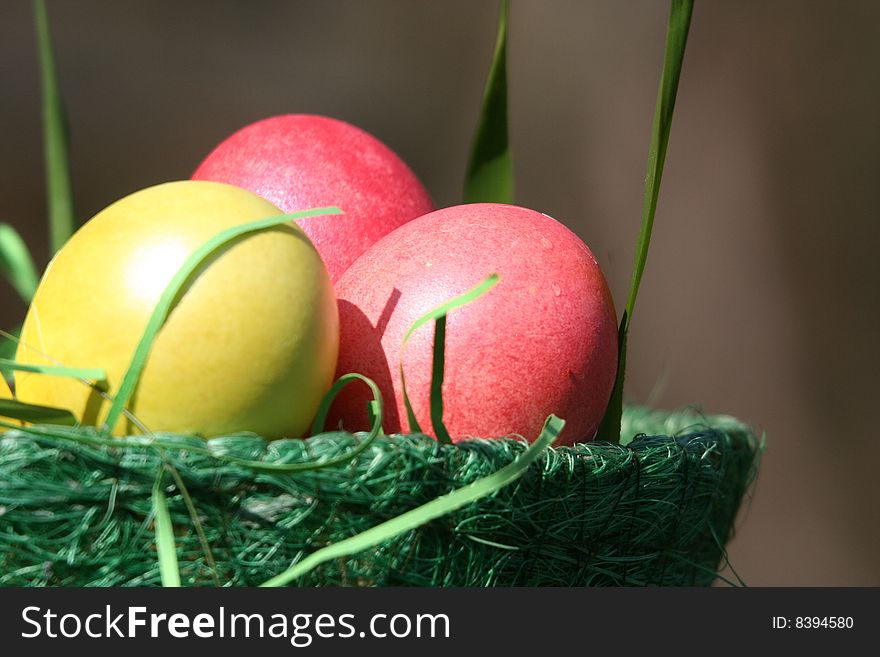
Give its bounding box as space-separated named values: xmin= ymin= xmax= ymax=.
xmin=34 ymin=0 xmax=76 ymax=253
xmin=597 ymin=0 xmax=694 ymax=443
xmin=430 ymin=315 xmax=452 ymax=444
xmin=158 ymin=456 xmax=220 ymax=586
xmin=0 ymin=358 xmax=106 ymax=385
xmin=151 ymin=471 xmax=182 ymax=587
xmin=597 ymin=315 xmax=628 ymax=442
xmin=0 ymin=398 xmax=76 ymax=425
xmin=0 ymin=327 xmax=22 ymax=371
xmin=310 ymin=372 xmax=383 ymax=436
xmin=0 ymin=224 xmax=39 ymax=302
xmin=102 ymin=207 xmax=341 ymax=433
xmin=463 ymin=0 xmax=512 ymax=204
xmin=400 ymin=273 xmax=499 ymax=439
xmin=260 ymin=413 xmax=564 ymax=587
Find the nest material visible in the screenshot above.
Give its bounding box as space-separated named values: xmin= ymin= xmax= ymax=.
xmin=0 ymin=406 xmax=760 ymax=587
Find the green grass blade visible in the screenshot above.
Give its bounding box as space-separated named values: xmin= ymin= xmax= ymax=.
xmin=463 ymin=0 xmax=513 ymax=204
xmin=102 ymin=207 xmax=342 ymax=433
xmin=430 ymin=316 xmax=452 ymax=444
xmin=160 ymin=460 xmax=220 ymax=586
xmin=260 ymin=413 xmax=564 ymax=587
xmin=596 ymin=317 xmax=627 ymax=441
xmin=0 ymin=328 xmax=21 ymax=375
xmin=151 ymin=472 xmax=182 ymax=587
xmin=0 ymin=224 xmax=39 ymax=302
xmin=34 ymin=0 xmax=76 ymax=253
xmin=0 ymin=358 xmax=106 ymax=384
xmin=0 ymin=331 xmax=17 ymax=365
xmin=0 ymin=398 xmax=77 ymax=425
xmin=400 ymin=273 xmax=499 ymax=439
xmin=625 ymin=0 xmax=694 ymax=321
xmin=310 ymin=372 xmax=383 ymax=437
xmin=597 ymin=0 xmax=694 ymax=443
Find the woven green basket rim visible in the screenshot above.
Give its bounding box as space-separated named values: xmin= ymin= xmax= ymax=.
xmin=0 ymin=405 xmax=761 ymax=586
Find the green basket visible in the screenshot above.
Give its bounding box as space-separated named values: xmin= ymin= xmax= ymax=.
xmin=0 ymin=405 xmax=759 ymax=587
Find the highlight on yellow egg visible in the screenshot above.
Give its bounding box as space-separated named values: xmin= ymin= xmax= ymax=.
xmin=14 ymin=180 xmax=340 ymax=439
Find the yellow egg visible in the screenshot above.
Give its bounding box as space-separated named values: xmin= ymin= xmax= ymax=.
xmin=14 ymin=180 xmax=338 ymax=438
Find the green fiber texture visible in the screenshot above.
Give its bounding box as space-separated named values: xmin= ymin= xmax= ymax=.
xmin=0 ymin=406 xmax=759 ymax=587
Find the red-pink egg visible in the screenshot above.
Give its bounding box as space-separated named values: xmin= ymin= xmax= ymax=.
xmin=192 ymin=114 xmax=434 ymax=281
xmin=329 ymin=203 xmax=618 ymax=445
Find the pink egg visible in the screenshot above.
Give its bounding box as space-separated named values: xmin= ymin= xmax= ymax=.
xmin=329 ymin=203 xmax=618 ymax=445
xmin=192 ymin=114 xmax=434 ymax=281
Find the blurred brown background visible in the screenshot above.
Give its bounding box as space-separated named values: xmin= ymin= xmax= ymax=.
xmin=1 ymin=0 xmax=878 ymax=585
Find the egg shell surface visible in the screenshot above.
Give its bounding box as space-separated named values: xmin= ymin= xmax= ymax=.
xmin=192 ymin=114 xmax=435 ymax=282
xmin=15 ymin=180 xmax=339 ymax=438
xmin=330 ymin=203 xmax=618 ymax=445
